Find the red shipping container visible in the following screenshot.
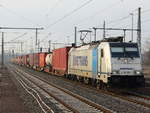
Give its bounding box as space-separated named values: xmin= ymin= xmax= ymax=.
xmin=34 ymin=53 xmax=40 ymax=67
xmin=21 ymin=56 xmax=23 ymax=65
xmin=29 ymin=54 xmax=34 ymax=67
xmin=23 ymin=55 xmax=29 ymax=66
xmin=39 ymin=52 xmax=48 ymax=68
xmin=52 ymin=47 xmax=71 ymax=75
xmin=23 ymin=55 xmax=26 ymax=65
xmin=26 ymin=55 xmax=29 ymax=65
xmin=17 ymin=56 xmax=21 ymax=65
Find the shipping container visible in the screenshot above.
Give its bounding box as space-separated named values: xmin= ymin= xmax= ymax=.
xmin=21 ymin=56 xmax=24 ymax=65
xmin=23 ymin=55 xmax=29 ymax=66
xmin=52 ymin=47 xmax=71 ymax=75
xmin=11 ymin=57 xmax=17 ymax=64
xmin=39 ymin=52 xmax=48 ymax=69
xmin=17 ymin=56 xmax=21 ymax=65
xmin=23 ymin=55 xmax=26 ymax=65
xmin=33 ymin=53 xmax=40 ymax=68
xmin=29 ymin=54 xmax=34 ymax=67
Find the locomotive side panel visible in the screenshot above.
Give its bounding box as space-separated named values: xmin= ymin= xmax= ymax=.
xmin=68 ymin=45 xmax=98 ymax=78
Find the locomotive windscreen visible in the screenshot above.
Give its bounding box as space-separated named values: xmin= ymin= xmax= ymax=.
xmin=109 ymin=43 xmax=140 ymax=58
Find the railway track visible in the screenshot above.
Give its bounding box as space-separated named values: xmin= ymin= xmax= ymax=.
xmin=22 ymin=65 xmax=150 ymax=106
xmin=119 ymin=90 xmax=150 ymax=100
xmin=10 ymin=64 xmax=150 ymax=113
xmin=10 ymin=68 xmax=70 ymax=113
xmin=10 ymin=64 xmax=114 ymax=113
xmin=100 ymin=90 xmax=150 ymax=108
xmin=13 ymin=72 xmax=55 ymax=113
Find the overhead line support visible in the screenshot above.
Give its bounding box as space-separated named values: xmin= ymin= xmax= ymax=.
xmin=1 ymin=32 xmax=4 ymax=67
xmin=92 ymin=27 xmax=139 ymax=41
xmin=0 ymin=26 xmax=43 ymax=66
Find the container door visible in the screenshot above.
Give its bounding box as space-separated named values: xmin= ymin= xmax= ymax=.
xmin=92 ymin=48 xmax=97 ymax=78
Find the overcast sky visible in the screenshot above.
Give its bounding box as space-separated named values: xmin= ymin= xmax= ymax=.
xmin=0 ymin=0 xmax=150 ymax=53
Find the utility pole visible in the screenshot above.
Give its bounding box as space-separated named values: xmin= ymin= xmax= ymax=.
xmin=0 ymin=26 xmax=43 ymax=64
xmin=74 ymin=26 xmax=77 ymax=46
xmin=21 ymin=42 xmax=23 ymax=54
xmin=37 ymin=40 xmax=40 ymax=53
xmin=1 ymin=32 xmax=4 ymax=67
xmin=130 ymin=13 xmax=134 ymax=42
xmin=123 ymin=29 xmax=126 ymax=42
xmin=137 ymin=7 xmax=141 ymax=54
xmin=4 ymin=41 xmax=24 ymax=55
xmin=40 ymin=47 xmax=42 ymax=52
xmin=35 ymin=28 xmax=38 ymax=45
xmin=12 ymin=49 xmax=14 ymax=57
xmin=48 ymin=40 xmax=51 ymax=52
xmin=93 ymin=28 xmax=97 ymax=41
xmin=103 ymin=21 xmax=106 ymax=39
xmin=0 ymin=26 xmax=43 ymax=47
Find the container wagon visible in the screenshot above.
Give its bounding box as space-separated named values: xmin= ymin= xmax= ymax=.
xmin=29 ymin=54 xmax=34 ymax=67
xmin=39 ymin=52 xmax=48 ymax=71
xmin=52 ymin=47 xmax=71 ymax=75
xmin=33 ymin=53 xmax=40 ymax=69
xmin=17 ymin=56 xmax=21 ymax=65
xmin=23 ymin=55 xmax=29 ymax=66
xmin=44 ymin=53 xmax=52 ymax=73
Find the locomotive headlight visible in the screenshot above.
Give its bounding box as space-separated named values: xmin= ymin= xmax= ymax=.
xmin=112 ymin=70 xmax=119 ymax=75
xmin=135 ymin=71 xmax=141 ymax=75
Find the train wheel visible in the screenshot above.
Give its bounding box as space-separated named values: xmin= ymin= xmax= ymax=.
xmin=76 ymin=76 xmax=80 ymax=81
xmin=79 ymin=76 xmax=84 ymax=82
xmin=91 ymin=79 xmax=96 ymax=87
xmin=84 ymin=77 xmax=90 ymax=84
xmin=96 ymin=80 xmax=100 ymax=89
xmin=71 ymin=75 xmax=76 ymax=81
xmin=64 ymin=74 xmax=68 ymax=78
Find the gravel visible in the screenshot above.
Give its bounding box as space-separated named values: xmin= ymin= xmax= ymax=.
xmin=8 ymin=67 xmax=44 ymax=113
xmin=13 ymin=64 xmax=150 ymax=113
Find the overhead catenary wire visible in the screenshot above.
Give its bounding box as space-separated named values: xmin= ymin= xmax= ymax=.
xmin=40 ymin=32 xmax=52 ymax=43
xmin=42 ymin=0 xmax=136 ymax=46
xmin=107 ymin=15 xmax=130 ymax=25
xmin=0 ymin=4 xmax=41 ymax=27
xmin=122 ymin=17 xmax=150 ymax=28
xmin=76 ymin=0 xmax=122 ymax=26
xmin=42 ymin=0 xmax=121 ymax=47
xmin=45 ymin=0 xmax=94 ymax=29
xmin=142 ymin=18 xmax=150 ymax=23
xmin=109 ymin=8 xmax=150 ymax=28
xmin=46 ymin=0 xmax=63 ymax=17
xmin=41 ymin=0 xmax=94 ymax=45
xmin=9 ymin=33 xmax=28 ymax=42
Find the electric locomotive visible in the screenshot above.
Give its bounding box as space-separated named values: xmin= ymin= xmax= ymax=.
xmin=68 ymin=37 xmax=145 ymax=87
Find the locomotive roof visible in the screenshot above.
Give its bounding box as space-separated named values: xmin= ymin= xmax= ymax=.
xmin=109 ymin=42 xmax=138 ymax=47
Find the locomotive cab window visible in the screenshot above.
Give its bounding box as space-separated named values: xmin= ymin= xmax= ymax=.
xmin=101 ymin=49 xmax=104 ymax=58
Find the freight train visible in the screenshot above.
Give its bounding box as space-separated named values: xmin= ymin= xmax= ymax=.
xmin=11 ymin=37 xmax=145 ymax=88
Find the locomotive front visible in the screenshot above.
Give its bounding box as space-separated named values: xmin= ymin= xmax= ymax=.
xmin=108 ymin=42 xmax=145 ymax=87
